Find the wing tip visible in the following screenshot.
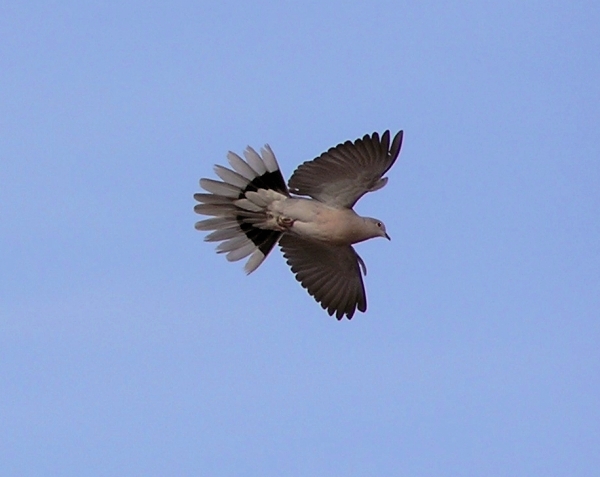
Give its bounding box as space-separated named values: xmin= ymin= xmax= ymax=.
xmin=390 ymin=130 xmax=404 ymax=160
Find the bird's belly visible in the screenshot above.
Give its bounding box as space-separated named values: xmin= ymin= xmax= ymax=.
xmin=289 ymin=221 xmax=338 ymax=243
xmin=274 ymin=198 xmax=359 ymax=244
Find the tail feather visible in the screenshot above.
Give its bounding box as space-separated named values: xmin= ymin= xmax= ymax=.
xmin=204 ymin=228 xmax=240 ymax=242
xmin=233 ymin=198 xmax=264 ymax=213
xmin=243 ymin=147 xmax=268 ymax=175
xmin=244 ymin=250 xmax=267 ymax=274
xmin=227 ymin=151 xmax=257 ymax=180
xmin=217 ymin=235 xmax=252 ymax=253
xmin=244 ymin=190 xmax=269 ymax=207
xmin=199 ymin=178 xmax=240 ymax=198
xmin=195 ymin=217 xmax=239 ymax=231
xmin=194 ymin=143 xmax=289 ymax=273
xmin=193 ymin=203 xmax=234 ymax=216
xmin=225 ymin=241 xmax=257 ymax=262
xmin=213 ymin=165 xmax=249 ymax=188
xmin=193 ymin=193 xmax=232 ymax=205
xmin=259 ymin=145 xmax=279 ymax=172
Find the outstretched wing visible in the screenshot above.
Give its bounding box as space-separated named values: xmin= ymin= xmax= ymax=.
xmin=288 ymin=130 xmax=403 ymax=208
xmin=279 ymin=234 xmax=367 ymax=320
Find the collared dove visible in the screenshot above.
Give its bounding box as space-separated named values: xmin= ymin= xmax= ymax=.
xmin=194 ymin=130 xmax=404 ymax=319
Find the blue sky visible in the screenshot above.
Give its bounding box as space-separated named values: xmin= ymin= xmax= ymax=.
xmin=1 ymin=1 xmax=599 ymax=475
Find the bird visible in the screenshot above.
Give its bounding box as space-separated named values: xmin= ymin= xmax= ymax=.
xmin=194 ymin=130 xmax=404 ymax=319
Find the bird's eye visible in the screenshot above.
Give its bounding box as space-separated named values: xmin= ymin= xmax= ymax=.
xmin=377 ymin=222 xmax=382 ymax=228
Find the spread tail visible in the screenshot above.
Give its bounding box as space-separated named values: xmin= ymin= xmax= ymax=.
xmin=194 ymin=145 xmax=289 ymax=274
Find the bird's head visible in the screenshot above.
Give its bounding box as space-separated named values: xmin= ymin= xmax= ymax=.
xmin=365 ymin=217 xmax=391 ymax=241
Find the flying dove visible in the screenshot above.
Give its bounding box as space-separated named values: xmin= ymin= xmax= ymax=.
xmin=194 ymin=130 xmax=404 ymax=319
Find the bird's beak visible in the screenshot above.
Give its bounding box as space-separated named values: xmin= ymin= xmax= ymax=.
xmin=385 ymin=232 xmax=391 ymax=241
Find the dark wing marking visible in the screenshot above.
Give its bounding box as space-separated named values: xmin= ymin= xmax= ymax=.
xmin=288 ymin=130 xmax=403 ymax=208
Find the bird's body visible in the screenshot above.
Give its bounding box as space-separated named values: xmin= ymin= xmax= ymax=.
xmin=249 ymin=194 xmax=382 ymax=245
xmin=285 ymin=203 xmax=373 ymax=245
xmin=194 ymin=130 xmax=403 ymax=319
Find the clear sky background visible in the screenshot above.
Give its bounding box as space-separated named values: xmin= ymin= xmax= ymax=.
xmin=1 ymin=1 xmax=599 ymax=476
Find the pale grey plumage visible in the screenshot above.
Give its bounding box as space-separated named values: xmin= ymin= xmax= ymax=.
xmin=194 ymin=130 xmax=404 ymax=319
